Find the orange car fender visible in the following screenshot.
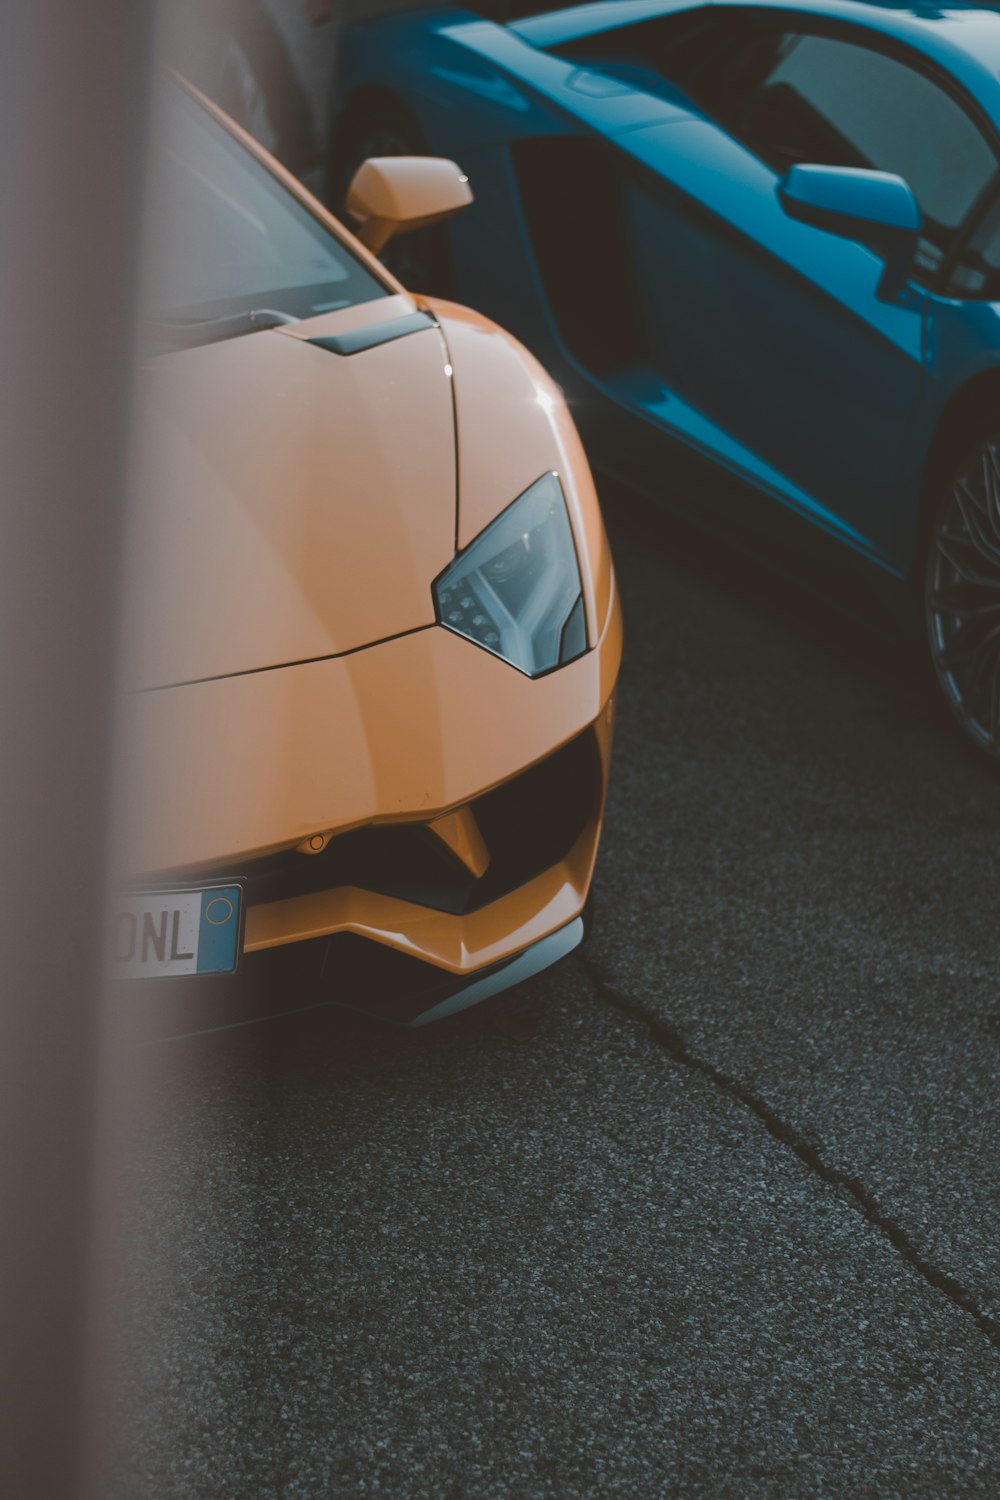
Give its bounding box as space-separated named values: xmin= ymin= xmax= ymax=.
xmin=419 ymin=297 xmax=615 ymax=649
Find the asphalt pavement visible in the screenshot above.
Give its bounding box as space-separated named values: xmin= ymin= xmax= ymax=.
xmin=116 ymin=489 xmax=1000 ymax=1498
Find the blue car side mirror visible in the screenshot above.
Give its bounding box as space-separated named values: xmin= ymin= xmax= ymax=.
xmin=777 ymin=164 xmax=922 ymax=301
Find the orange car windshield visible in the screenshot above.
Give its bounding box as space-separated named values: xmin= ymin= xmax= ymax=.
xmin=145 ymin=86 xmax=388 ymax=346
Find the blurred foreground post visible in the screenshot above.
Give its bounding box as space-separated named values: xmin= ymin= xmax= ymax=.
xmin=0 ymin=3 xmax=153 ymax=1495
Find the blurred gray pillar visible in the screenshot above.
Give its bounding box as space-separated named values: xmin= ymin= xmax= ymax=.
xmin=0 ymin=3 xmax=153 ymax=1496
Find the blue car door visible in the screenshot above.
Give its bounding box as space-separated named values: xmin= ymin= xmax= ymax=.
xmin=591 ymin=14 xmax=998 ymax=571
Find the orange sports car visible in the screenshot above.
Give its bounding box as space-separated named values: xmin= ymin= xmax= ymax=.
xmin=114 ymin=80 xmax=621 ymax=1032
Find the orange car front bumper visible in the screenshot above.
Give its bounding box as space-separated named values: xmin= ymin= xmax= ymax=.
xmin=122 ymin=567 xmax=621 ymax=1014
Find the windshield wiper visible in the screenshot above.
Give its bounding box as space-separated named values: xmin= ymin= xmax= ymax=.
xmin=150 ymin=307 xmax=301 ymax=351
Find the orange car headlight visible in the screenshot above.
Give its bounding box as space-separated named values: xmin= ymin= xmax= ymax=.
xmin=433 ymin=472 xmax=587 ymax=677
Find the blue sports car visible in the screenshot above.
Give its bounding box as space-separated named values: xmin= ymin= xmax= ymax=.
xmin=330 ymin=0 xmax=1000 ymax=765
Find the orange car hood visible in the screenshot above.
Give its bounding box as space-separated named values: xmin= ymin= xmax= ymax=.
xmin=123 ymin=299 xmax=456 ymax=689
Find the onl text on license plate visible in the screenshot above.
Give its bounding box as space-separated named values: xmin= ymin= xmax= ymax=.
xmin=113 ymin=884 xmax=243 ymax=979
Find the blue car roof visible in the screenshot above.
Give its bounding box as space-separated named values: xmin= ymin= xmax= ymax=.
xmin=508 ymin=0 xmax=1000 ymax=126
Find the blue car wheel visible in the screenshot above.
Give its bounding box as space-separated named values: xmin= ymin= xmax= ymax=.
xmin=925 ymin=431 xmax=1000 ymax=768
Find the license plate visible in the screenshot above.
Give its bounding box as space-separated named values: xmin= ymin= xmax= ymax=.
xmin=113 ymin=884 xmax=243 ymax=979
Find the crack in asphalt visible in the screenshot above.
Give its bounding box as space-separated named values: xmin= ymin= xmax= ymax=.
xmin=579 ymin=952 xmax=1000 ymax=1356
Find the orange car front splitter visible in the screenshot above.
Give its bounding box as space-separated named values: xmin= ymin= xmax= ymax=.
xmin=129 ymin=914 xmax=585 ymax=1040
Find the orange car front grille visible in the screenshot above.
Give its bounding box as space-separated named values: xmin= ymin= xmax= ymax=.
xmin=236 ymin=728 xmax=601 ymax=918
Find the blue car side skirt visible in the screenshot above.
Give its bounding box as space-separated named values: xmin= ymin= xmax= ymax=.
xmin=600 ymin=364 xmax=901 ymax=573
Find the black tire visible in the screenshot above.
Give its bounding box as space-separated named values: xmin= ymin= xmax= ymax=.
xmin=923 ymin=424 xmax=1000 ymax=768
xmin=327 ymin=94 xmax=456 ymax=297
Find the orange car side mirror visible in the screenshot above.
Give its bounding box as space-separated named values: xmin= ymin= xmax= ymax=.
xmin=346 ymin=156 xmax=473 ymax=256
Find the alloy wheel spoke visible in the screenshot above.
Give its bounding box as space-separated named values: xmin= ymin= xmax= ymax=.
xmin=940 ymin=620 xmax=1000 ymax=685
xmin=953 ymin=479 xmax=1000 ymax=570
xmin=990 ymin=662 xmax=1000 ymax=748
xmin=973 ymin=623 xmax=1000 ymax=686
xmin=937 ymin=639 xmax=977 ymax=674
xmin=984 ymin=444 xmax=1000 ymax=548
xmin=933 ymin=529 xmax=1000 ymax=590
xmin=929 ymin=586 xmax=1000 ymax=620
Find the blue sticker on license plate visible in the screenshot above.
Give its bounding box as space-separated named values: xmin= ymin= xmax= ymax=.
xmin=114 ymin=884 xmax=243 ymax=979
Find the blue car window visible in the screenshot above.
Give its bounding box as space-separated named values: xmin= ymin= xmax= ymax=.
xmin=476 ymin=1 xmax=588 ymax=13
xmin=731 ymin=33 xmax=996 ymax=283
xmin=946 ymin=192 xmax=1000 ymax=300
xmin=560 ymin=14 xmax=996 ymax=288
xmin=556 ymin=10 xmax=782 ymax=124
